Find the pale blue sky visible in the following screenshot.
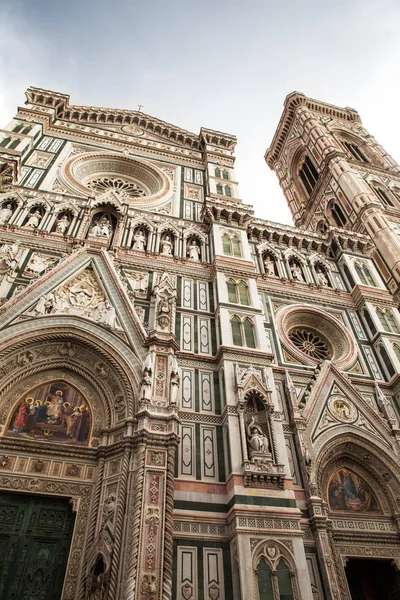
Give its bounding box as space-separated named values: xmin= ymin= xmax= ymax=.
xmin=1 ymin=0 xmax=400 ymax=224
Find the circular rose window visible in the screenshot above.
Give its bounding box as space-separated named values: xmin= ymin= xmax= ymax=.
xmin=60 ymin=153 xmax=172 ymax=209
xmin=276 ymin=304 xmax=357 ymax=368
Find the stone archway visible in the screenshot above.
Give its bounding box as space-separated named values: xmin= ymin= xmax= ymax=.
xmin=312 ymin=435 xmax=400 ymax=600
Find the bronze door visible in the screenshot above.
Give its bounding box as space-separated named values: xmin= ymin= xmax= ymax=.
xmin=0 ymin=492 xmax=75 ymax=600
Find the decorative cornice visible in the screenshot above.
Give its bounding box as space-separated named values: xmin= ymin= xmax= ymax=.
xmin=24 ymin=86 xmax=237 ymax=152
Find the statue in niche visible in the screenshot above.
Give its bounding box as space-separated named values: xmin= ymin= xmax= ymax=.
xmin=0 ymin=204 xmax=13 ymax=225
xmin=90 ymin=215 xmax=112 ymax=238
xmin=56 ymin=214 xmax=70 ymax=234
xmin=263 ymin=254 xmax=277 ymax=277
xmin=157 ymin=295 xmax=172 ymax=330
xmin=247 ymin=416 xmax=270 ymax=454
xmin=170 ymin=356 xmax=180 ymax=406
xmin=290 ymin=261 xmax=304 ymax=282
xmin=133 ymin=229 xmax=146 ymax=251
xmin=316 ymin=267 xmax=329 ymax=287
xmin=25 ymin=209 xmax=42 ymax=229
xmin=161 ymin=234 xmax=173 ymax=256
xmin=187 ymin=239 xmax=201 ymax=261
xmin=140 ymin=353 xmax=152 ymax=403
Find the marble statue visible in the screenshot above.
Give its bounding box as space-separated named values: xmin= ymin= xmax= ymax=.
xmin=25 ymin=209 xmax=42 ymax=229
xmin=0 ymin=204 xmax=13 ymax=225
xmin=133 ymin=229 xmax=146 ymax=251
xmin=188 ymin=239 xmax=201 ymax=261
xmin=56 ymin=214 xmax=70 ymax=234
xmin=90 ymin=215 xmax=112 ymax=237
xmin=291 ymin=263 xmax=304 ymax=282
xmin=264 ymin=254 xmax=277 ymax=276
xmin=247 ymin=416 xmax=270 ymax=454
xmin=316 ymin=269 xmax=329 ymax=287
xmin=161 ymin=234 xmax=173 ymax=256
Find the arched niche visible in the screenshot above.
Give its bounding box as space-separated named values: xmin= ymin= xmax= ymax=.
xmin=327 ymin=467 xmax=381 ymax=513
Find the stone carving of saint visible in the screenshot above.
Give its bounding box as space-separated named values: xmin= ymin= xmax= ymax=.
xmin=0 ymin=204 xmax=13 ymax=225
xmin=140 ymin=353 xmax=153 ymax=403
xmin=264 ymin=255 xmax=277 ymax=276
xmin=34 ymin=291 xmax=55 ymax=315
xmin=291 ymin=262 xmax=304 ymax=282
xmin=247 ymin=416 xmax=270 ymax=454
xmin=56 ymin=214 xmax=70 ymax=234
xmin=170 ymin=357 xmax=180 ymax=406
xmin=25 ymin=209 xmax=42 ymax=229
xmin=161 ymin=234 xmax=173 ymax=256
xmin=188 ymin=239 xmax=201 ymax=261
xmin=133 ymin=229 xmax=146 ymax=251
xmin=157 ymin=296 xmax=172 ymax=330
xmin=316 ymin=269 xmax=329 ymax=287
xmin=88 ymin=574 xmax=106 ymax=600
xmin=90 ymin=216 xmax=112 ymax=238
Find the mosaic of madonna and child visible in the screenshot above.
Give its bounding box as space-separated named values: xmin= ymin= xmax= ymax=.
xmin=328 ymin=468 xmax=380 ymax=513
xmin=5 ymin=382 xmax=91 ymax=446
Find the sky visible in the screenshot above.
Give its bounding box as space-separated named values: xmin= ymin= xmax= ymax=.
xmin=1 ymin=0 xmax=400 ymax=226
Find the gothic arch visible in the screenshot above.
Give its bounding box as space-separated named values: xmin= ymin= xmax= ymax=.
xmin=252 ymin=538 xmax=300 ymax=600
xmin=314 ymin=433 xmax=400 ymax=514
xmin=0 ymin=318 xmax=140 ymax=421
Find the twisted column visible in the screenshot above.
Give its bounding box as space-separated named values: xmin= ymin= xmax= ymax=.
xmin=162 ymin=445 xmax=176 ymax=600
xmin=108 ymin=445 xmax=131 ymax=600
xmin=123 ymin=445 xmax=146 ymax=600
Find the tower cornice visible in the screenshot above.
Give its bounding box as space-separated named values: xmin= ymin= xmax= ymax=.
xmin=265 ymin=91 xmax=361 ymax=167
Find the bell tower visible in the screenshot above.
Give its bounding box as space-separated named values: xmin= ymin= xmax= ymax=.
xmin=265 ymin=92 xmax=400 ymax=297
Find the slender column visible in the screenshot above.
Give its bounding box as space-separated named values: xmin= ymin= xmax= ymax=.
xmin=108 ymin=445 xmax=131 ymax=600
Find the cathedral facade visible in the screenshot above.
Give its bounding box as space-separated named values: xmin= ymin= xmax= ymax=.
xmin=0 ymin=87 xmax=399 ymax=600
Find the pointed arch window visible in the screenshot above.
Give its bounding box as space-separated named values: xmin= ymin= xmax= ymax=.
xmin=373 ymin=186 xmax=395 ymax=208
xmin=216 ymin=183 xmax=224 ymax=195
xmin=331 ymin=202 xmax=347 ymax=227
xmin=298 ymin=155 xmax=319 ymax=195
xmin=227 ymin=280 xmax=250 ymax=305
xmin=355 ymin=262 xmax=375 ymax=287
xmin=222 ymin=233 xmax=242 ymax=257
xmin=8 ymin=138 xmax=21 ymax=150
xmin=377 ymin=309 xmax=400 ymax=334
xmin=0 ymin=137 xmax=11 ymax=148
xmin=231 ymin=316 xmax=243 ymax=346
xmin=276 ymin=560 xmax=294 ymax=600
xmin=222 ymin=169 xmax=229 ymax=180
xmin=393 ymin=344 xmax=400 ymax=363
xmin=378 ymin=344 xmax=395 ymax=378
xmin=230 ymin=316 xmax=256 ymax=348
xmin=343 ymin=141 xmax=369 ymax=163
xmin=13 ymin=124 xmax=24 ymax=133
xmin=225 ymin=185 xmax=232 ymax=197
xmin=215 ymin=167 xmax=221 ymax=178
xmin=257 ymin=559 xmax=274 ymax=600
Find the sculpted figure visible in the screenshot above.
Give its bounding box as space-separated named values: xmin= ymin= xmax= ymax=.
xmin=264 ymin=254 xmax=277 ymax=276
xmin=0 ymin=243 xmax=19 ymax=272
xmin=90 ymin=215 xmax=112 ymax=237
xmin=291 ymin=262 xmax=304 ymax=282
xmin=316 ymin=269 xmax=329 ymax=287
xmin=170 ymin=357 xmax=180 ymax=406
xmin=0 ymin=204 xmax=13 ymax=225
xmin=56 ymin=214 xmax=70 ymax=234
xmin=161 ymin=234 xmax=173 ymax=256
xmin=25 ymin=209 xmax=42 ymax=229
xmin=247 ymin=416 xmax=270 ymax=454
xmin=188 ymin=239 xmax=201 ymax=261
xmin=140 ymin=353 xmax=153 ymax=402
xmin=26 ymin=253 xmax=53 ymax=275
xmin=133 ymin=229 xmax=146 ymax=251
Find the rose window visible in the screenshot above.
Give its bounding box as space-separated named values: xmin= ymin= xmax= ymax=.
xmin=86 ymin=176 xmax=146 ymax=199
xmin=288 ymin=328 xmax=331 ymax=360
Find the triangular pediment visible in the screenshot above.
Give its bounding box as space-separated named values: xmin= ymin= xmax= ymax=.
xmin=304 ymin=362 xmax=394 ymax=448
xmin=0 ymin=248 xmax=146 ymax=362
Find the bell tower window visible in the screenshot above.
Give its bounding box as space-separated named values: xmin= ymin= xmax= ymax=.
xmin=343 ymin=141 xmax=369 ymax=163
xmin=331 ymin=203 xmax=347 ymax=227
xmin=298 ymin=156 xmax=319 ymax=195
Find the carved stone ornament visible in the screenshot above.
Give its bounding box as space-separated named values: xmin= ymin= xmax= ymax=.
xmin=328 ymin=395 xmax=357 ymax=424
xmin=29 ymin=269 xmax=120 ymax=330
xmin=208 ymin=584 xmax=220 ymax=600
xmin=182 ymin=583 xmax=193 ymax=599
